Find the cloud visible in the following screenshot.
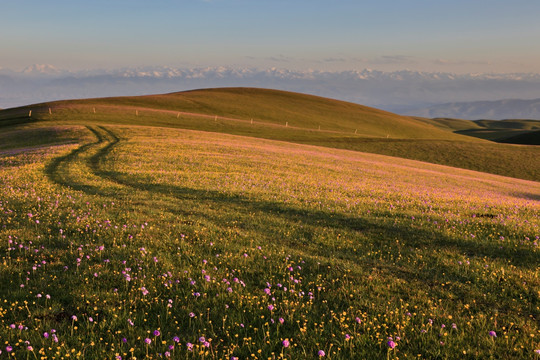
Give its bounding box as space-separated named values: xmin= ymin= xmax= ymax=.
xmin=367 ymin=55 xmax=417 ymax=65
xmin=432 ymin=58 xmax=491 ymax=66
xmin=265 ymin=55 xmax=293 ymax=63
xmin=322 ymin=57 xmax=347 ymax=63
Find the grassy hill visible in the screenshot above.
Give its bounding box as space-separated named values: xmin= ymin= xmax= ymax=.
xmin=419 ymin=116 xmax=540 ymax=144
xmin=0 ymin=123 xmax=538 ymax=359
xmin=1 ymin=88 xmax=539 ymax=181
xmin=499 ymin=129 xmax=540 ymax=145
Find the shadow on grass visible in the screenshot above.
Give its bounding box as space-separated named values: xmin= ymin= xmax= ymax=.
xmin=45 ymin=126 xmax=540 ymax=271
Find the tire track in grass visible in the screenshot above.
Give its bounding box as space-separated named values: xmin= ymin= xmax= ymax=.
xmin=48 ymin=125 xmax=540 ymax=269
xmin=45 ymin=125 xmax=124 ymax=196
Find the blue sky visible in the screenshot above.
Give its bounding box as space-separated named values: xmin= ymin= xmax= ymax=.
xmin=2 ymin=0 xmax=540 ymax=73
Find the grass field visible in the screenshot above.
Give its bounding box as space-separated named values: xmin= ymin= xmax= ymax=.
xmin=1 ymin=89 xmax=539 ymax=358
xmin=0 ymin=121 xmax=539 ymax=359
xmin=1 ymin=88 xmax=539 ymax=181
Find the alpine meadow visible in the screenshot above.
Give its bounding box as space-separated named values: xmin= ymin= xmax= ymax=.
xmin=0 ymin=87 xmax=538 ymax=359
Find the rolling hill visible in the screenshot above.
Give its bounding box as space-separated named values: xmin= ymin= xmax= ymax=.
xmin=1 ymin=87 xmax=539 ymax=181
xmin=417 ymin=116 xmax=540 ymax=143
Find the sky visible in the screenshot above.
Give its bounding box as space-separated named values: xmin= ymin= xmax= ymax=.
xmin=2 ymin=0 xmax=540 ymax=74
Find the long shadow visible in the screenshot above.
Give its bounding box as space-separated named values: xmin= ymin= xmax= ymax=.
xmin=38 ymin=125 xmax=539 ymax=324
xmin=44 ymin=126 xmax=102 ymax=193
xmin=83 ymin=127 xmax=539 ymax=270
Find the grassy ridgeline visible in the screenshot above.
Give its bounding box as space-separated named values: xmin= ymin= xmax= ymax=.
xmin=0 ymin=124 xmax=538 ymax=359
xmin=1 ymin=88 xmax=539 ymax=181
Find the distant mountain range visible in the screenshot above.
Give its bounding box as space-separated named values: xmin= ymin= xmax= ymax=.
xmin=2 ymin=65 xmax=540 ymax=120
xmin=406 ymin=98 xmax=540 ymax=120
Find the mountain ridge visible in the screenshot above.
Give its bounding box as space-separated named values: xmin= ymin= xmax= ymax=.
xmin=406 ymin=98 xmax=540 ymax=120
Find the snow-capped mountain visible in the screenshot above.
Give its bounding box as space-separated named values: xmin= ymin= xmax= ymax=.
xmin=21 ymin=64 xmax=69 ymax=76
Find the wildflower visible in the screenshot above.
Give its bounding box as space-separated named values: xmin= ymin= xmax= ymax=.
xmin=279 ymin=317 xmax=285 ymax=324
xmin=387 ymin=340 xmax=396 ymax=349
xmin=173 ymin=336 xmax=180 ymax=343
xmin=282 ymin=339 xmax=290 ymax=348
xmin=355 ymin=317 xmax=361 ymax=324
xmin=144 ymin=338 xmax=152 ymax=345
xmin=489 ymin=331 xmax=497 ymax=337
xmin=345 ymin=334 xmax=351 ymax=340
xmin=187 ymin=343 xmax=193 ymax=351
xmin=318 ymin=350 xmax=325 ymax=357
xmin=154 ymin=330 xmax=161 ymax=337
xmin=128 ymin=319 xmax=134 ymax=326
xmin=268 ymin=305 xmax=274 ymax=311
xmin=43 ymin=332 xmax=49 ymax=338
xmin=71 ymin=315 xmax=78 ymax=321
xmin=6 ymin=346 xmax=13 ymax=352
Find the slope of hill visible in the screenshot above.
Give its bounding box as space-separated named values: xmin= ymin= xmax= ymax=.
xmin=419 ymin=117 xmax=540 ymax=143
xmin=51 ymin=87 xmax=477 ymax=140
xmin=1 ymin=87 xmax=539 ymax=181
xmin=499 ymin=129 xmax=540 ymax=145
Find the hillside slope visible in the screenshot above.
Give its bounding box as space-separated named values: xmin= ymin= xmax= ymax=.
xmin=1 ymin=87 xmax=478 ymax=140
xmin=1 ymin=87 xmax=539 ymax=181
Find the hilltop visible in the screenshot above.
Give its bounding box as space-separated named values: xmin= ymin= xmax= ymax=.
xmin=1 ymin=87 xmax=539 ymax=181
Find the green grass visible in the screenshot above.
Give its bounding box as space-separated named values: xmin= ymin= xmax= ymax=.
xmin=419 ymin=117 xmax=540 ymax=144
xmin=499 ymin=130 xmax=540 ymax=145
xmin=0 ymin=123 xmax=539 ymax=359
xmin=1 ymin=88 xmax=539 ymax=181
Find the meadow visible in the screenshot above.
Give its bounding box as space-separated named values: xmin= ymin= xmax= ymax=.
xmin=0 ymin=120 xmax=539 ymax=359
xmin=1 ymin=88 xmax=539 ymax=181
